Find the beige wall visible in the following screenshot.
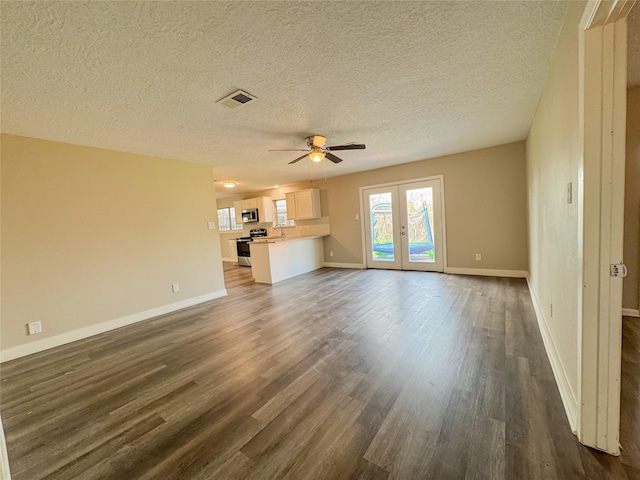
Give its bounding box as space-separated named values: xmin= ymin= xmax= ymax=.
xmin=1 ymin=134 xmax=225 ymax=351
xmin=624 ymin=86 xmax=640 ymax=311
xmin=526 ymin=2 xmax=584 ymax=408
xmin=251 ymin=141 xmax=528 ymax=271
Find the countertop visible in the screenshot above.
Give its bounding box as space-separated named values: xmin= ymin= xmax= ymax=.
xmin=250 ymin=235 xmax=327 ymax=244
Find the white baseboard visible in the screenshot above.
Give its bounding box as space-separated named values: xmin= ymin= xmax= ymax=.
xmin=323 ymin=262 xmax=366 ymax=269
xmin=527 ymin=279 xmax=578 ymax=431
xmin=622 ymin=308 xmax=640 ymax=318
xmin=222 ymin=257 xmax=233 ymax=262
xmin=0 ymin=290 xmax=228 ymax=363
xmin=444 ymin=267 xmax=528 ymax=278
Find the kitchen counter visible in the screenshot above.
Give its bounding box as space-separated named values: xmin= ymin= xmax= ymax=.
xmin=249 ymin=235 xmax=327 ymax=284
xmin=250 ymin=234 xmax=326 ymax=244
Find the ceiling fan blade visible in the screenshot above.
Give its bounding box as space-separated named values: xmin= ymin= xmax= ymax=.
xmin=269 ymin=149 xmax=310 ymax=152
xmin=327 ymin=144 xmax=366 ymax=151
xmin=325 ymin=152 xmax=343 ymax=164
xmin=289 ymin=154 xmax=309 ymax=164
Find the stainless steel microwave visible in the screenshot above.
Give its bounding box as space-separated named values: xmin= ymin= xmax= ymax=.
xmin=241 ymin=209 xmax=259 ymax=223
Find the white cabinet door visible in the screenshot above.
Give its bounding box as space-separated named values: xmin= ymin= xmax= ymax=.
xmin=285 ymin=192 xmax=297 ymax=220
xmin=243 ymin=198 xmax=259 ymax=210
xmin=233 ymin=201 xmax=243 ymax=223
xmin=286 ymin=189 xmax=320 ymax=220
xmin=257 ymin=197 xmax=275 ymax=223
xmin=229 ymin=239 xmax=238 ymax=262
xmin=295 ymin=190 xmax=314 ymax=218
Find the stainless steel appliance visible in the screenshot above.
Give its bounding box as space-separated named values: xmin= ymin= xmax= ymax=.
xmin=241 ymin=209 xmax=259 ymax=223
xmin=236 ymin=228 xmax=267 ymax=266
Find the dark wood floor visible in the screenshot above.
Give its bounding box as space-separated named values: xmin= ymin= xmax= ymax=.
xmin=621 ymin=316 xmax=640 ymax=474
xmin=1 ymin=264 xmax=639 ymax=479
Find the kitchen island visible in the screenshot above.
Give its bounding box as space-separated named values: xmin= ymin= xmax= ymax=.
xmin=249 ymin=235 xmax=325 ymax=284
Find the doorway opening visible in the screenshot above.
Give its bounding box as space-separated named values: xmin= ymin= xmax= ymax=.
xmin=361 ymin=176 xmax=445 ymax=272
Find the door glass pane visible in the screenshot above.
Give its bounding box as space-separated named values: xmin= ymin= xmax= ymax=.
xmin=369 ymin=192 xmax=395 ymax=261
xmin=405 ymin=187 xmax=435 ymax=263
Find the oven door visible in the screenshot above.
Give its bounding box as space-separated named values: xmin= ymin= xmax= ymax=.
xmin=236 ymin=238 xmax=252 ymax=266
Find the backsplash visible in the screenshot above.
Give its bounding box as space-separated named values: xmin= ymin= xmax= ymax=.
xmin=243 ymin=216 xmax=330 ymax=238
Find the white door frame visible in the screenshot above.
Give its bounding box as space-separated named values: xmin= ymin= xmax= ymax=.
xmin=359 ymin=175 xmax=447 ymax=271
xmin=577 ymin=0 xmax=634 ymax=455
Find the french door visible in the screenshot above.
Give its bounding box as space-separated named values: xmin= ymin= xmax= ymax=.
xmin=363 ymin=178 xmax=444 ymax=272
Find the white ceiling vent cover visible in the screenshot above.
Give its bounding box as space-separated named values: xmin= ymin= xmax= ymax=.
xmin=216 ymin=90 xmax=257 ymax=110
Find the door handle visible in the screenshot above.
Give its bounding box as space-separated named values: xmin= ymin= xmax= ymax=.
xmin=401 ymin=232 xmax=406 ymax=235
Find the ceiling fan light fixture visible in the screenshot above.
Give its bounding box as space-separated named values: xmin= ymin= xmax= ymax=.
xmin=309 ymin=149 xmax=325 ymax=163
xmin=222 ymin=181 xmax=236 ymax=188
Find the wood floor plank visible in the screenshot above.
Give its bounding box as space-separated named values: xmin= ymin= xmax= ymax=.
xmin=620 ymin=317 xmax=640 ymax=468
xmin=424 ymin=387 xmax=479 ymax=479
xmin=464 ymin=416 xmax=506 ymax=480
xmin=0 ymin=264 xmax=637 ymax=479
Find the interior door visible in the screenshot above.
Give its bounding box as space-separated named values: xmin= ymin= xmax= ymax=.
xmin=363 ymin=178 xmax=444 ymax=272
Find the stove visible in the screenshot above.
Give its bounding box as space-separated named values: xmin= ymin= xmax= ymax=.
xmin=236 ymin=228 xmax=267 ymax=266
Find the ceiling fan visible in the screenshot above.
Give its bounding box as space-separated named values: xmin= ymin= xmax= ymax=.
xmin=269 ymin=135 xmax=366 ymax=164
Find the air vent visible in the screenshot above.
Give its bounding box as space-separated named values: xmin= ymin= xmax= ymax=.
xmin=216 ymin=89 xmax=257 ymax=110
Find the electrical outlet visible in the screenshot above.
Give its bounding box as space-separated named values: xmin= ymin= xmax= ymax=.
xmin=475 ymin=253 xmax=481 ymax=261
xmin=172 ymin=283 xmax=180 ymax=293
xmin=330 ymin=251 xmax=334 ymax=257
xmin=355 ymin=214 xmax=359 ymax=220
xmin=28 ymin=321 xmax=42 ymax=335
xmin=207 ymin=222 xmax=215 ymax=230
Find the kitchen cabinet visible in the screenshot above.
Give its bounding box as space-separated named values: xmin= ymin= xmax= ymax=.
xmin=233 ymin=196 xmax=275 ymax=224
xmin=228 ymin=239 xmax=238 ymax=263
xmin=285 ymin=188 xmax=321 ymax=220
xmin=242 ymin=197 xmax=258 ymax=210
xmin=250 ymin=236 xmax=325 ymax=284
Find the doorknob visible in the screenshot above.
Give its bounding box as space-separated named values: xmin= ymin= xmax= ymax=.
xmin=401 ymin=232 xmax=406 ymax=235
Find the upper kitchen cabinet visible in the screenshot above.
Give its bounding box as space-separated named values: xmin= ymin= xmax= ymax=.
xmin=242 ymin=197 xmax=259 ymax=210
xmin=285 ymin=188 xmax=321 ymax=220
xmin=233 ymin=196 xmax=275 ymax=223
xmin=257 ymin=197 xmax=275 ymax=223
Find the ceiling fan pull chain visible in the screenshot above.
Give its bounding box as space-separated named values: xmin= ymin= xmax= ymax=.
xmin=309 ymin=155 xmax=314 ymax=181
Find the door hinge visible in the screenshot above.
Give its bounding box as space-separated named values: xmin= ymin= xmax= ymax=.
xmin=610 ymin=264 xmax=627 ymax=278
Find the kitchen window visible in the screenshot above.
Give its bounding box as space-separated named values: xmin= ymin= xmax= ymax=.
xmin=217 ymin=207 xmax=243 ymax=232
xmin=274 ymin=199 xmax=295 ymax=227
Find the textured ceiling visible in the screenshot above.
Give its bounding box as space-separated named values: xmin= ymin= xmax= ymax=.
xmin=1 ymin=1 xmax=569 ymax=197
xmin=629 ymin=5 xmax=640 ymax=88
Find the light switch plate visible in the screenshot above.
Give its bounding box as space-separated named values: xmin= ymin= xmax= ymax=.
xmin=207 ymin=222 xmax=215 ymax=230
